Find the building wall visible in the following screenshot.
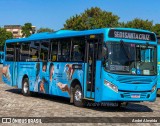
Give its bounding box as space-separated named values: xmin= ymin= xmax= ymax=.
xmin=4 ymin=25 xmax=36 ymax=38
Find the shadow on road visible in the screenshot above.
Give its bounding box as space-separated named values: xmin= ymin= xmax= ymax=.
xmin=84 ymin=102 xmax=153 ymax=112
xmin=6 ymin=88 xmax=153 ymax=113
xmin=157 ymin=90 xmax=160 ymax=97
xmin=5 ymin=88 xmax=71 ymax=105
xmin=5 ymin=88 xmax=22 ymax=94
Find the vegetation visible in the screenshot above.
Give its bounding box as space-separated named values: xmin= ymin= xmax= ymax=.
xmin=21 ymin=23 xmax=33 ymax=37
xmin=0 ymin=27 xmax=13 ymax=47
xmin=152 ymin=24 xmax=160 ymax=36
xmin=122 ymin=18 xmax=153 ymax=30
xmin=63 ymin=7 xmax=160 ymax=35
xmin=63 ymin=7 xmax=119 ymax=30
xmin=37 ymin=27 xmax=54 ymax=33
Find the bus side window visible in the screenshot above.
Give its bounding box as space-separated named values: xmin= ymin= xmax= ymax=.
xmin=71 ymin=37 xmax=85 ymax=61
xmin=30 ymin=41 xmax=40 ymax=61
xmin=20 ymin=42 xmax=30 ymax=61
xmin=40 ymin=41 xmax=49 ymax=62
xmin=6 ymin=43 xmax=15 ymax=61
xmin=51 ymin=40 xmax=58 ymax=61
xmin=58 ymin=39 xmax=71 ymax=62
xmin=72 ymin=45 xmax=82 ymax=61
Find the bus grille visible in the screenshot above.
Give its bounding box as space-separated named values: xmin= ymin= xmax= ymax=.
xmin=116 ymin=76 xmax=153 ymax=84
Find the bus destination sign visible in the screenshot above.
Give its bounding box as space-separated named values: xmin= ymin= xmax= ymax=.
xmin=108 ymin=29 xmax=156 ymax=41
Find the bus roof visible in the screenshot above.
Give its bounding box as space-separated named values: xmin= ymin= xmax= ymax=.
xmin=6 ymin=28 xmax=155 ymax=43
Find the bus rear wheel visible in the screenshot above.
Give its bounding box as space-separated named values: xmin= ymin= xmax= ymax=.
xmin=73 ymin=85 xmax=84 ymax=107
xmin=22 ymin=78 xmax=30 ymax=96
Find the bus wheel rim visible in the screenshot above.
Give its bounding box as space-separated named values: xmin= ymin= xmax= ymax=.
xmin=23 ymin=82 xmax=28 ymax=93
xmin=75 ymin=89 xmax=82 ymax=101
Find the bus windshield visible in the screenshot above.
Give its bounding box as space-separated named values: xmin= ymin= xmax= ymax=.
xmin=104 ymin=41 xmax=157 ymax=75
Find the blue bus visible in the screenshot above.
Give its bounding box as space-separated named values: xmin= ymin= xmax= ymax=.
xmin=0 ymin=51 xmax=4 ymax=64
xmin=2 ymin=28 xmax=157 ymax=107
xmin=157 ymin=36 xmax=160 ymax=90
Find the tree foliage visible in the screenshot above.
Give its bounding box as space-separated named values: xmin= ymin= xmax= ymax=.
xmin=121 ymin=19 xmax=160 ymax=35
xmin=123 ymin=18 xmax=153 ymax=30
xmin=63 ymin=7 xmax=160 ymax=36
xmin=63 ymin=7 xmax=120 ymax=30
xmin=37 ymin=27 xmax=54 ymax=33
xmin=21 ymin=23 xmax=33 ymax=37
xmin=0 ymin=27 xmax=13 ymax=47
xmin=152 ymin=24 xmax=160 ymax=35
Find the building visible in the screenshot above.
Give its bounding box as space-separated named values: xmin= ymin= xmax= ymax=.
xmin=4 ymin=25 xmax=22 ymax=38
xmin=4 ymin=25 xmax=36 ymax=38
xmin=31 ymin=26 xmax=36 ymax=34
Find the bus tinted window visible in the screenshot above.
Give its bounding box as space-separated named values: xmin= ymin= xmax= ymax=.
xmin=51 ymin=40 xmax=58 ymax=61
xmin=58 ymin=39 xmax=71 ymax=61
xmin=20 ymin=42 xmax=30 ymax=61
xmin=71 ymin=37 xmax=85 ymax=61
xmin=40 ymin=41 xmax=49 ymax=61
xmin=30 ymin=41 xmax=40 ymax=61
xmin=6 ymin=43 xmax=14 ymax=61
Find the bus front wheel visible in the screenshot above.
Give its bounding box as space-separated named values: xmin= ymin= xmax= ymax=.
xmin=73 ymin=85 xmax=84 ymax=107
xmin=22 ymin=78 xmax=30 ymax=96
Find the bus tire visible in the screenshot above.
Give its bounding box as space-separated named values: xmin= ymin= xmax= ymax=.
xmin=73 ymin=84 xmax=84 ymax=107
xmin=22 ymin=78 xmax=30 ymax=96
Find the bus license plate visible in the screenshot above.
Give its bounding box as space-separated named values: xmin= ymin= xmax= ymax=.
xmin=131 ymin=94 xmax=140 ymax=98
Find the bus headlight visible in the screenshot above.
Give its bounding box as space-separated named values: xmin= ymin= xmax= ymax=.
xmin=104 ymin=80 xmax=118 ymax=93
xmin=151 ymin=85 xmax=156 ymax=93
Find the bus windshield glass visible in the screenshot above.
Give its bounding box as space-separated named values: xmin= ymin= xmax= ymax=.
xmin=104 ymin=42 xmax=157 ymax=75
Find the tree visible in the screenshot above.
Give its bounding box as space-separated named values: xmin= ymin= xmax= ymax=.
xmin=37 ymin=27 xmax=54 ymax=33
xmin=0 ymin=27 xmax=13 ymax=47
xmin=123 ymin=18 xmax=153 ymax=30
xmin=63 ymin=7 xmax=120 ymax=30
xmin=21 ymin=23 xmax=33 ymax=37
xmin=151 ymin=24 xmax=160 ymax=36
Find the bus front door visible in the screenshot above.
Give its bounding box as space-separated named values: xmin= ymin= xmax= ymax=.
xmin=12 ymin=46 xmax=20 ymax=87
xmin=85 ymin=40 xmax=99 ymax=100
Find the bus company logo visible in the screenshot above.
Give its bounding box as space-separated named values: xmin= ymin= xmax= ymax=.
xmin=2 ymin=118 xmax=11 ymax=123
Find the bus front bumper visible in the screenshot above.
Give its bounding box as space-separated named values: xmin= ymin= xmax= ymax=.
xmin=100 ymin=87 xmax=157 ymax=102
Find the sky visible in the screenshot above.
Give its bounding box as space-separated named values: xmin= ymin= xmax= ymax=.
xmin=0 ymin=0 xmax=160 ymax=31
